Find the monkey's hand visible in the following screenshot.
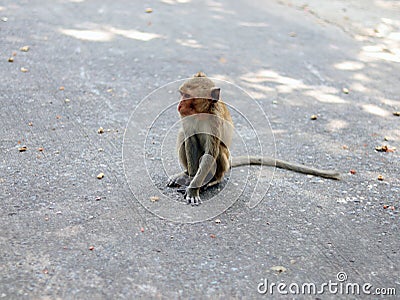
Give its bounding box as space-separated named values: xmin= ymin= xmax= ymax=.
xmin=185 ymin=187 xmax=201 ymax=206
xmin=167 ymin=172 xmax=191 ymax=187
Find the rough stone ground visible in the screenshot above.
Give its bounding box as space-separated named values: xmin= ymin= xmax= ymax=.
xmin=0 ymin=0 xmax=399 ymax=298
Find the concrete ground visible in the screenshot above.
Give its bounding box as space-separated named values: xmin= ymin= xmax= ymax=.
xmin=1 ymin=0 xmax=399 ymax=298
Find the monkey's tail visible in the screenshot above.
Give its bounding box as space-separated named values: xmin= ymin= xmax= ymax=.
xmin=230 ymin=156 xmax=341 ymax=180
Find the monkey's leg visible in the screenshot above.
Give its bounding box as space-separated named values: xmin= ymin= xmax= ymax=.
xmin=167 ymin=131 xmax=192 ymax=187
xmin=167 ymin=171 xmax=191 ymax=187
xmin=206 ymin=150 xmax=230 ymax=188
xmin=182 ymin=136 xmax=205 ymax=205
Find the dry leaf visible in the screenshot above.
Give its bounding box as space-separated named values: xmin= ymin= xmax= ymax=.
xmin=375 ymin=145 xmax=387 ymax=152
xmin=350 ymin=169 xmax=356 ymax=174
xmin=210 ymin=234 xmax=216 ymax=238
xmin=59 ymin=86 xmax=65 ymax=91
xmin=375 ymin=145 xmax=396 ymax=152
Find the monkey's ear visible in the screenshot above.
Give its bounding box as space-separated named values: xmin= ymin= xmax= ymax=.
xmin=211 ymin=87 xmax=220 ymax=102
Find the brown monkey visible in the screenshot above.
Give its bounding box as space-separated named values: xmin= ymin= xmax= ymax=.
xmin=167 ymin=72 xmax=340 ymax=205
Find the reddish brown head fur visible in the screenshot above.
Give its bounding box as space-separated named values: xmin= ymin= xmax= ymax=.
xmin=178 ymin=72 xmax=219 ymax=117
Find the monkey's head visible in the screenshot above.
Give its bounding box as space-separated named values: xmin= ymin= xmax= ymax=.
xmin=178 ymin=72 xmax=220 ymax=117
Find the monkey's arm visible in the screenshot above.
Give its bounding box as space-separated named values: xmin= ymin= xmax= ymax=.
xmin=185 ymin=136 xmax=220 ymax=205
xmin=186 ymin=154 xmax=218 ymax=205
xmin=231 ymin=156 xmax=341 ymax=180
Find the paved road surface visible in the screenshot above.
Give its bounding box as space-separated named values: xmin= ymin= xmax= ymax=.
xmin=1 ymin=0 xmax=399 ymax=298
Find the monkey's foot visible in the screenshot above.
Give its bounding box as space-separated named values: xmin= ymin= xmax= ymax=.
xmin=185 ymin=187 xmax=202 ymax=206
xmin=206 ymin=178 xmax=222 ymax=188
xmin=167 ymin=172 xmax=191 ymax=187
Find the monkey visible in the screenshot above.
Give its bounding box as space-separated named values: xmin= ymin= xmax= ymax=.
xmin=167 ymin=72 xmax=340 ymax=205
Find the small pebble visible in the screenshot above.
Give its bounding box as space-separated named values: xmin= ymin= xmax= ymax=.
xmin=20 ymin=46 xmax=30 ymax=52
xmin=150 ymin=196 xmax=159 ymax=202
